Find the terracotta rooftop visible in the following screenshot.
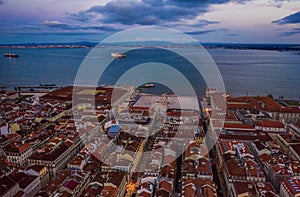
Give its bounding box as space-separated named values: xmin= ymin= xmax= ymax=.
xmin=68 ymin=155 xmax=84 ymax=166
xmin=226 ymin=96 xmax=299 ymax=115
xmin=218 ymin=139 xmax=239 ymax=155
xmin=159 ymin=179 xmax=173 ymax=193
xmin=84 ymin=183 xmax=104 ymax=197
xmin=278 ymin=134 xmax=300 ymax=144
xmin=182 ymin=157 xmax=213 ymax=177
xmin=63 ymin=179 xmax=79 ymax=191
xmin=282 ymin=178 xmax=300 ymax=195
xmin=280 ymin=106 xmax=300 ymax=113
xmin=226 ymin=159 xmax=247 ymax=177
xmin=224 ymin=123 xmax=255 ymax=130
xmin=8 ymin=171 xmax=38 ymax=189
xmin=290 ymin=144 xmax=300 ymax=157
xmin=182 ymin=178 xmax=217 ymax=197
xmin=29 ymin=144 xmax=69 ymax=161
xmin=253 ymin=141 xmax=268 ymax=151
xmin=257 ymin=120 xmax=285 ymax=128
xmin=4 ymin=141 xmax=31 ymax=154
xmin=219 ymin=132 xmax=273 ymax=143
xmin=185 ymin=141 xmax=209 ymax=159
xmin=233 ymin=181 xmax=277 ymax=196
xmin=290 ymin=163 xmax=300 ymax=175
xmin=0 ymin=176 xmax=17 ymax=196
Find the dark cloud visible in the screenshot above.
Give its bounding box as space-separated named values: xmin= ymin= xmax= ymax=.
xmin=68 ymin=0 xmax=289 ymax=27
xmin=68 ymin=12 xmax=95 ymax=22
xmin=41 ymin=20 xmax=121 ymax=32
xmin=185 ymin=29 xmax=217 ymax=35
xmin=0 ymin=0 xmax=4 ymax=5
xmin=80 ymin=25 xmax=120 ymax=31
xmin=82 ymin=0 xmax=204 ymax=25
xmin=62 ymin=0 xmax=293 ymax=36
xmin=164 ymin=0 xmax=220 ymax=8
xmin=165 ymin=0 xmax=251 ymax=8
xmin=226 ymin=33 xmax=239 ymax=36
xmin=279 ymin=28 xmax=300 ymax=37
xmin=41 ymin=20 xmax=71 ymax=29
xmin=272 ymin=11 xmax=300 ymax=25
xmin=186 ymin=28 xmax=228 ymax=35
xmin=68 ymin=0 xmax=253 ymax=26
xmin=191 ymin=20 xmax=220 ymax=27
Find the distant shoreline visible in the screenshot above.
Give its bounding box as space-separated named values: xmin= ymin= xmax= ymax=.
xmin=0 ymin=42 xmax=300 ymax=52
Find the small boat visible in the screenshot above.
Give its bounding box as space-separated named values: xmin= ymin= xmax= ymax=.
xmin=144 ymin=83 xmax=155 ymax=88
xmin=111 ymin=52 xmax=126 ymax=58
xmin=40 ymin=83 xmax=56 ymax=87
xmin=4 ymin=53 xmax=19 ymax=58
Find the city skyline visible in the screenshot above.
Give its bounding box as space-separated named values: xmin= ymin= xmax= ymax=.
xmin=0 ymin=0 xmax=300 ymax=44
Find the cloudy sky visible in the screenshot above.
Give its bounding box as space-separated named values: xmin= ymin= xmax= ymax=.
xmin=0 ymin=0 xmax=299 ymax=44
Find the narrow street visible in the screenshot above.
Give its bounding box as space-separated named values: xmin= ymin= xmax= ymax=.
xmin=175 ymin=153 xmax=183 ymax=193
xmin=204 ymin=115 xmax=224 ymax=197
xmin=210 ymin=147 xmax=225 ymax=197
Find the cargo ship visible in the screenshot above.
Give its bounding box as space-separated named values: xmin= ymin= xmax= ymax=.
xmin=111 ymin=52 xmax=126 ymax=58
xmin=4 ymin=53 xmax=19 ymax=58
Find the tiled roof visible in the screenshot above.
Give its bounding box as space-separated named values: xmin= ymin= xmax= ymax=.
xmin=29 ymin=144 xmax=69 ymax=161
xmin=253 ymin=141 xmax=267 ymax=151
xmin=281 ymin=178 xmax=300 ymax=195
xmin=256 ymin=120 xmax=285 ymax=128
xmin=291 ymin=144 xmax=300 ymax=157
xmin=4 ymin=142 xmax=31 ymax=154
xmin=8 ymin=171 xmax=38 ymax=189
xmin=224 ymin=123 xmax=254 ymax=130
xmin=0 ymin=176 xmax=17 ymax=195
xmin=63 ymin=179 xmax=79 ymax=191
xmin=182 ymin=178 xmax=217 ymax=197
xmin=233 ymin=181 xmax=277 ymax=196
